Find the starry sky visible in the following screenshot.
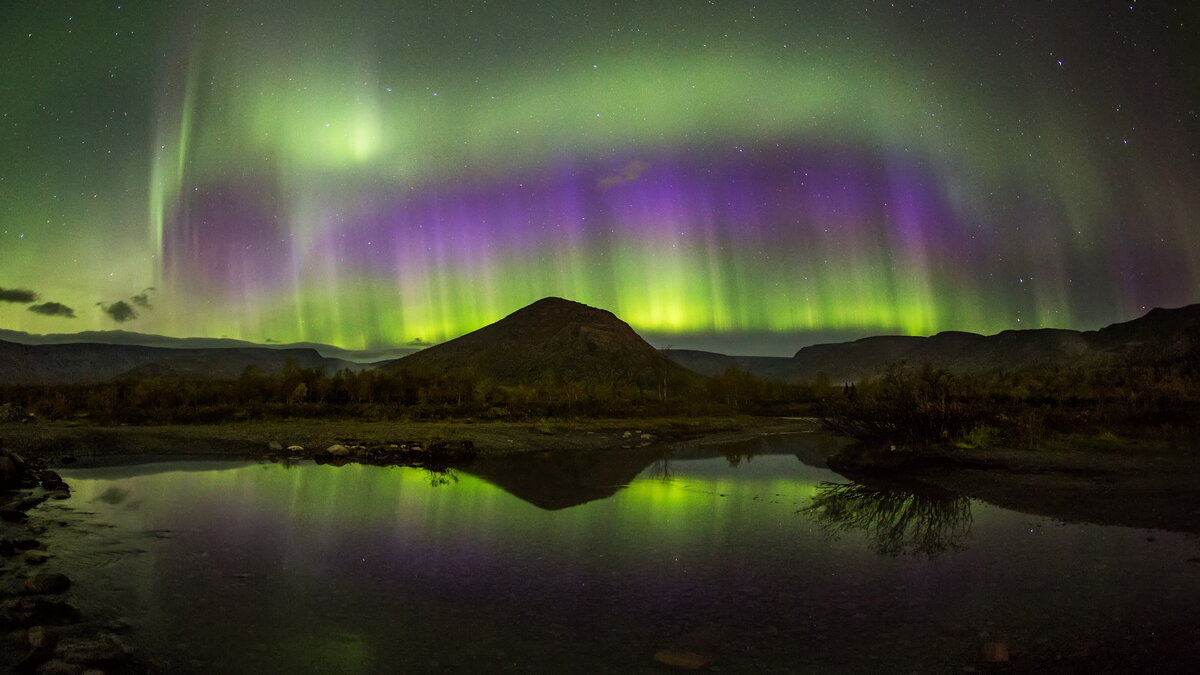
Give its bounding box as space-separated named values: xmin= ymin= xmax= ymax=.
xmin=1 ymin=1 xmax=1197 ymax=355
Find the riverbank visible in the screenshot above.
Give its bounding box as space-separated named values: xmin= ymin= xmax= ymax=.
xmin=2 ymin=450 xmax=139 ymax=673
xmin=829 ymin=440 xmax=1200 ymax=534
xmin=0 ymin=416 xmax=816 ymax=461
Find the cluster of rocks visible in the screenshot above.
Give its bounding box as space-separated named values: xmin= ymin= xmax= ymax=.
xmin=620 ymin=430 xmax=657 ymax=449
xmin=263 ymin=439 xmax=477 ymax=468
xmin=0 ymin=403 xmax=32 ymax=424
xmin=1 ymin=445 xmax=134 ymax=674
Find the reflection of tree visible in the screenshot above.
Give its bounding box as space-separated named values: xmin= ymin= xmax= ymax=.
xmin=424 ymin=468 xmax=459 ymax=487
xmin=802 ymin=482 xmax=973 ymax=557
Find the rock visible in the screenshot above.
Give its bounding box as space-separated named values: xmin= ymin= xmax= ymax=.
xmin=622 ymin=431 xmax=632 ymax=438
xmin=22 ymin=573 xmax=72 ymax=595
xmin=56 ymin=633 xmax=130 ymax=664
xmin=267 ymin=440 xmax=283 ymax=452
xmin=35 ymin=660 xmax=84 ymax=675
xmin=0 ymin=538 xmax=15 ymax=556
xmin=640 ymin=433 xmax=653 ymax=440
xmin=1 ymin=597 xmax=82 ymax=626
xmin=1 ymin=508 xmax=28 ymax=523
xmin=652 ymin=649 xmax=711 ymax=670
xmin=5 ymin=495 xmax=48 ymax=512
xmin=981 ymin=639 xmax=1010 ymax=663
xmin=938 ymin=620 xmax=969 ymax=635
xmin=24 ymin=550 xmax=52 ymax=565
xmin=46 ymin=491 xmax=71 ymax=501
xmin=29 ymin=626 xmax=58 ymax=650
xmin=0 ymin=402 xmax=28 ymax=422
xmin=325 ymin=444 xmax=350 ymax=457
xmin=1 ymin=451 xmax=28 ymax=490
xmin=286 ymin=445 xmax=304 ymax=453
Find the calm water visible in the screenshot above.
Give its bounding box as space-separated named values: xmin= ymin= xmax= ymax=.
xmin=35 ymin=434 xmax=1200 ymax=673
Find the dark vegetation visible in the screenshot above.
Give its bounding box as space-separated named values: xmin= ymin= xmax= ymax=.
xmin=0 ymin=360 xmax=828 ymax=425
xmin=822 ymin=344 xmax=1200 ymax=452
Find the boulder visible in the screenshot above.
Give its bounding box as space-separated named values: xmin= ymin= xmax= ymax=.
xmin=652 ymin=649 xmax=710 ymax=670
xmin=981 ymin=639 xmax=1011 ymax=663
xmin=0 ymin=403 xmax=27 ymax=423
xmin=22 ymin=573 xmax=72 ymax=595
xmin=28 ymin=626 xmax=58 ymax=650
xmin=1 ymin=451 xmax=27 ymax=490
xmin=55 ymin=633 xmax=130 ymax=665
xmin=4 ymin=495 xmax=48 ymax=512
xmin=324 ymin=444 xmax=350 ymax=457
xmin=23 ymin=550 xmax=51 ymax=565
xmin=267 ymin=440 xmax=283 ymax=452
xmin=35 ymin=661 xmax=84 ymax=675
xmin=1 ymin=597 xmax=82 ymax=627
xmin=286 ymin=445 xmax=305 ymax=453
xmin=2 ymin=509 xmax=30 ymax=523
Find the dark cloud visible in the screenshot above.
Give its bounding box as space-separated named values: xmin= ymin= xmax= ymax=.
xmin=130 ymin=287 xmax=155 ymax=309
xmin=28 ymin=302 xmax=76 ymax=318
xmin=98 ymin=300 xmax=138 ymax=323
xmin=0 ymin=287 xmax=39 ymax=303
xmin=597 ymin=159 xmax=650 ymax=190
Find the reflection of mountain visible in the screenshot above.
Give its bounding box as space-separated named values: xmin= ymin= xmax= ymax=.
xmin=802 ymin=480 xmax=973 ymax=557
xmin=668 ymin=433 xmax=843 ymax=470
xmin=460 ymin=447 xmax=664 ymax=510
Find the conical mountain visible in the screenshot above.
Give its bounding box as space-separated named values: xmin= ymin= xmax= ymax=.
xmin=384 ymin=297 xmax=696 ymax=389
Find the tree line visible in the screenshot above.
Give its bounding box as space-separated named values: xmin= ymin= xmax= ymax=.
xmin=0 ymin=360 xmax=829 ymax=424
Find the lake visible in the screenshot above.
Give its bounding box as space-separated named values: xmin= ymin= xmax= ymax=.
xmin=39 ymin=433 xmax=1200 ymax=673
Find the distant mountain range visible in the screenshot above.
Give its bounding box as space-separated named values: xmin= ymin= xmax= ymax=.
xmin=0 ymin=328 xmax=417 ymax=364
xmin=1 ymin=300 xmax=1196 ymax=386
xmin=0 ymin=341 xmax=379 ymax=385
xmin=663 ymin=304 xmax=1200 ymax=383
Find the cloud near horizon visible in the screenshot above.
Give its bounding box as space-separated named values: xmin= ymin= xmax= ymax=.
xmin=0 ymin=287 xmax=39 ymax=303
xmin=28 ymin=302 xmax=77 ymax=318
xmin=98 ymin=300 xmax=138 ymax=323
xmin=130 ymin=287 xmax=155 ymax=309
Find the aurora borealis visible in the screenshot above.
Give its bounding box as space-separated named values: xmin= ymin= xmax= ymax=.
xmin=2 ymin=1 xmax=1197 ymax=354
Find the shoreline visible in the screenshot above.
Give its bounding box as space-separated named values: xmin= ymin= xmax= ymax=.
xmin=828 ymin=442 xmax=1200 ymax=535
xmin=0 ymin=417 xmax=817 ymax=461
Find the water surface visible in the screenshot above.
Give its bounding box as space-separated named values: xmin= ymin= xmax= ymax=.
xmin=39 ymin=434 xmax=1200 ymax=673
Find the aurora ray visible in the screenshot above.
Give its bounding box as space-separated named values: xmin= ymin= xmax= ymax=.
xmin=1 ymin=1 xmax=1197 ymax=354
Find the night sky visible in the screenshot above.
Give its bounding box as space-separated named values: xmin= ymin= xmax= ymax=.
xmin=1 ymin=1 xmax=1197 ymax=355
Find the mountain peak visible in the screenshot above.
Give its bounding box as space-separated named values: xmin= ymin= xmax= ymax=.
xmin=386 ymin=297 xmax=695 ymax=388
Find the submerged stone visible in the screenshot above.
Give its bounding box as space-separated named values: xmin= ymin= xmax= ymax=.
xmin=56 ymin=632 xmax=130 ymax=664
xmin=22 ymin=573 xmax=72 ymax=595
xmin=652 ymin=649 xmax=711 ymax=670
xmin=981 ymin=639 xmax=1011 ymax=663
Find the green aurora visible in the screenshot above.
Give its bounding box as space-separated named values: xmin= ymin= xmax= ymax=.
xmin=1 ymin=1 xmax=1197 ymax=354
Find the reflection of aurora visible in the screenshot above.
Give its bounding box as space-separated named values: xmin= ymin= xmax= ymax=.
xmin=803 ymin=481 xmax=973 ymax=557
xmin=3 ymin=2 xmax=1197 ymax=351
